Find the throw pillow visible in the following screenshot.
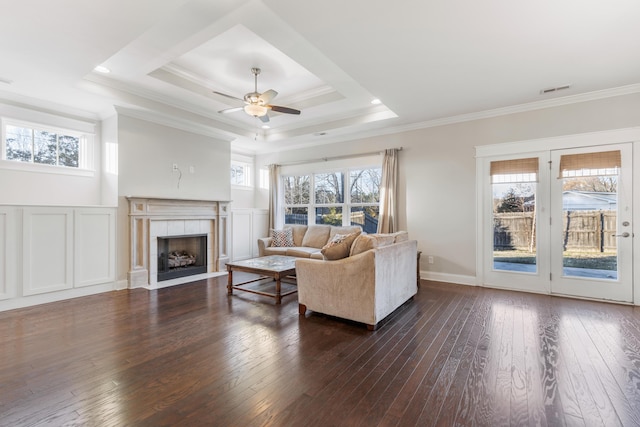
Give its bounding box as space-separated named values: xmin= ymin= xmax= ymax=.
xmin=321 ymin=231 xmax=361 ymax=260
xmin=270 ymin=228 xmax=294 ymax=247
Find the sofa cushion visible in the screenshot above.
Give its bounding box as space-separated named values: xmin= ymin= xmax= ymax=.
xmin=391 ymin=231 xmax=409 ymax=243
xmin=321 ymin=231 xmax=361 ymax=260
xmin=349 ymin=234 xmax=395 ymax=256
xmin=271 ymin=228 xmax=294 ymax=247
xmin=286 ymin=224 xmax=308 ymax=247
xmin=310 ymin=251 xmax=324 ymax=260
xmin=264 ymin=246 xmax=289 ymax=256
xmin=286 ymin=247 xmax=321 ymax=258
xmin=329 ymin=225 xmax=362 ymax=241
xmin=301 ymin=225 xmax=331 ymax=249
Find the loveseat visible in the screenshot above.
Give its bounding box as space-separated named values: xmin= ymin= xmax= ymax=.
xmin=295 ymin=233 xmax=418 ymax=330
xmin=258 ymin=224 xmax=363 ymax=259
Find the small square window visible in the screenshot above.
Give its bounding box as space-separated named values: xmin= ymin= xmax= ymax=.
xmin=231 ymin=161 xmax=252 ymax=187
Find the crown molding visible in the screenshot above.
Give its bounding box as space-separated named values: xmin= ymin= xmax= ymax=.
xmin=250 ymin=83 xmax=640 ymax=154
xmin=382 ymin=83 xmax=640 ymax=135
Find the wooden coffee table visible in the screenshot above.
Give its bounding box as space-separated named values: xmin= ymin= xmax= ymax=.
xmin=226 ymin=255 xmax=298 ymax=304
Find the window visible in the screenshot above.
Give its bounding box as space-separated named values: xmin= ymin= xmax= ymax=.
xmin=283 ymin=167 xmax=382 ymax=233
xmin=490 ymin=158 xmax=539 ymax=273
xmin=230 ymin=161 xmax=252 ymax=187
xmin=2 ymin=121 xmax=87 ymax=169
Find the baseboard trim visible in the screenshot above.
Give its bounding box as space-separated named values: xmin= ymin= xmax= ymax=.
xmin=0 ymin=282 xmax=117 ymax=312
xmin=420 ymin=271 xmax=477 ymax=286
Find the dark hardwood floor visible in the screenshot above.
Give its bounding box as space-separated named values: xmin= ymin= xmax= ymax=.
xmin=2 ymin=276 xmax=640 ymax=426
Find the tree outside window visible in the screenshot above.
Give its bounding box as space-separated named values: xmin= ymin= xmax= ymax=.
xmin=283 ymin=167 xmax=381 ymax=232
xmin=4 ymin=124 xmax=80 ymax=168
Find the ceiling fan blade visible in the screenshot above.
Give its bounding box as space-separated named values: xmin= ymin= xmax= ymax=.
xmin=268 ymin=105 xmax=301 ymax=115
xmin=259 ymin=89 xmax=278 ymax=105
xmin=259 ymin=114 xmax=270 ymax=123
xmin=212 ymin=91 xmax=245 ymax=103
xmin=218 ymin=107 xmax=244 ymax=114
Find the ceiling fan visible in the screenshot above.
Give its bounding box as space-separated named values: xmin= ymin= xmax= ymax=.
xmin=214 ymin=67 xmax=301 ymax=123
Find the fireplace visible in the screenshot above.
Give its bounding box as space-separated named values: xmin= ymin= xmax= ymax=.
xmin=157 ymin=234 xmax=207 ymax=281
xmin=126 ymin=197 xmax=230 ymax=289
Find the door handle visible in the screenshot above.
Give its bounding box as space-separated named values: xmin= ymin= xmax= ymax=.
xmin=613 ymin=232 xmax=631 ymax=238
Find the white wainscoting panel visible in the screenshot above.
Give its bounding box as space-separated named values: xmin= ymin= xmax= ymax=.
xmin=231 ymin=210 xmax=253 ymax=261
xmin=74 ymin=208 xmax=116 ymax=287
xmin=231 ymin=208 xmax=269 ymax=261
xmin=0 ymin=208 xmax=16 ymax=300
xmin=23 ymin=207 xmax=74 ymax=296
xmin=252 ymin=210 xmax=269 ymax=257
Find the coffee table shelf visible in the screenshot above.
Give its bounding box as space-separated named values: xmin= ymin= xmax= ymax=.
xmin=226 ymin=255 xmax=297 ymax=304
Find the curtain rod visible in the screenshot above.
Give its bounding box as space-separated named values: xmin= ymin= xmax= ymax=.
xmin=273 ymin=147 xmax=403 ymax=167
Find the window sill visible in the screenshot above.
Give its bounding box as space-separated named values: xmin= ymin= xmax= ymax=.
xmin=0 ymin=160 xmax=94 ymax=177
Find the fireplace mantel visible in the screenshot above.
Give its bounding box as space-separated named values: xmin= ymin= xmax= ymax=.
xmin=126 ymin=197 xmax=230 ymax=289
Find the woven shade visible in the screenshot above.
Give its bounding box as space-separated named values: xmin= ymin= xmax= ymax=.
xmin=490 ymin=158 xmax=539 ymax=183
xmin=559 ymin=150 xmax=620 ymax=177
xmin=490 ymin=158 xmax=539 ymax=176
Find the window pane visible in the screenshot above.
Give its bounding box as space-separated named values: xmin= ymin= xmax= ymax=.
xmin=58 ymin=134 xmax=79 ymax=167
xmin=230 ymin=164 xmax=246 ymax=185
xmin=33 ymin=130 xmax=57 ymax=165
xmin=492 ymin=182 xmax=537 ymax=273
xmin=350 ymin=168 xmax=381 ymax=203
xmin=350 ymin=206 xmax=379 ymax=234
xmin=284 ymin=175 xmax=310 ymax=204
xmin=315 ymin=172 xmax=344 ymax=204
xmin=285 ymin=207 xmax=308 ymax=225
xmin=316 ymin=207 xmax=342 ymax=225
xmin=5 ymin=125 xmax=32 ymax=162
xmin=561 ymin=175 xmax=618 ymax=279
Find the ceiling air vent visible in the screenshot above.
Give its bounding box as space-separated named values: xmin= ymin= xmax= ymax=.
xmin=540 ymin=84 xmax=571 ymax=95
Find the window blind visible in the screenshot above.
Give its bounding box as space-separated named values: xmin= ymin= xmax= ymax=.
xmin=559 ymin=150 xmax=620 ymax=178
xmin=490 ymin=158 xmax=538 ymax=183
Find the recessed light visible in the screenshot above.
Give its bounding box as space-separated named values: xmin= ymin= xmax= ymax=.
xmin=94 ymin=65 xmax=111 ymax=74
xmin=371 ymin=98 xmax=382 ymax=105
xmin=261 ymin=125 xmax=270 ymax=129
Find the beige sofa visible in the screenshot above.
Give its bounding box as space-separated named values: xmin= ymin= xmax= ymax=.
xmin=258 ymin=224 xmax=363 ymax=259
xmin=295 ymin=236 xmax=418 ymax=330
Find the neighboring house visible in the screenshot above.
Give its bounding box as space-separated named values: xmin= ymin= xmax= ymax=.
xmin=562 ymin=191 xmax=617 ymax=211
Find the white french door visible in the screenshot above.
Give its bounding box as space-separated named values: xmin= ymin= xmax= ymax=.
xmin=549 ymin=144 xmax=633 ymax=302
xmin=480 ymin=142 xmax=634 ymax=303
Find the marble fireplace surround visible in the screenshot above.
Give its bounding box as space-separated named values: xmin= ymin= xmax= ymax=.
xmin=127 ymin=197 xmax=230 ymax=289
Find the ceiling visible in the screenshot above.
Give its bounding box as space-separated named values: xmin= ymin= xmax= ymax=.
xmin=1 ymin=0 xmax=640 ymax=154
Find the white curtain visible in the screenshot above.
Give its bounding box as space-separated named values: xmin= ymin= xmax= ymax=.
xmin=268 ymin=164 xmax=280 ymax=230
xmin=377 ymin=149 xmax=398 ymax=233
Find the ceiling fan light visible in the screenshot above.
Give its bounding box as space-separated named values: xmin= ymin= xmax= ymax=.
xmin=244 ymin=104 xmax=268 ymax=117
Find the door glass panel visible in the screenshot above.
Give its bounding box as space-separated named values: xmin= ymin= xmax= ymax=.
xmin=560 ymin=173 xmax=618 ymax=280
xmin=490 ymin=159 xmax=539 ymax=273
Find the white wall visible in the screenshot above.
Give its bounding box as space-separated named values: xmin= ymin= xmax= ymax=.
xmin=101 ymin=114 xmax=118 ymax=206
xmin=116 ymin=113 xmax=232 ymax=281
xmin=118 ymin=114 xmax=230 ymax=201
xmin=256 ymin=92 xmax=640 ymax=284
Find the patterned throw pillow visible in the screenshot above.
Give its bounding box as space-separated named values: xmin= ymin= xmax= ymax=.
xmin=271 ymin=228 xmax=294 ymax=247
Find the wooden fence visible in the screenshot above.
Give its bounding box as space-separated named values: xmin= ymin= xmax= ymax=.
xmin=494 ymin=210 xmax=617 ymax=252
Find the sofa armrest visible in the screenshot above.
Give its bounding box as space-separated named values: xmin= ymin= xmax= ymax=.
xmin=295 ymin=240 xmax=418 ymax=328
xmin=296 ymin=250 xmax=377 ymax=323
xmin=257 ymin=237 xmax=273 ymax=257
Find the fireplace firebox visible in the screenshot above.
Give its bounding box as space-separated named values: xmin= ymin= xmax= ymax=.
xmin=157 ymin=234 xmax=207 ymax=281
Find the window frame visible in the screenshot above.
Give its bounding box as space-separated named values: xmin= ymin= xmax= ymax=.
xmin=1 ymin=117 xmax=94 ymax=176
xmin=230 ymin=160 xmax=253 ymax=188
xmin=282 ymin=165 xmax=382 ymax=228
